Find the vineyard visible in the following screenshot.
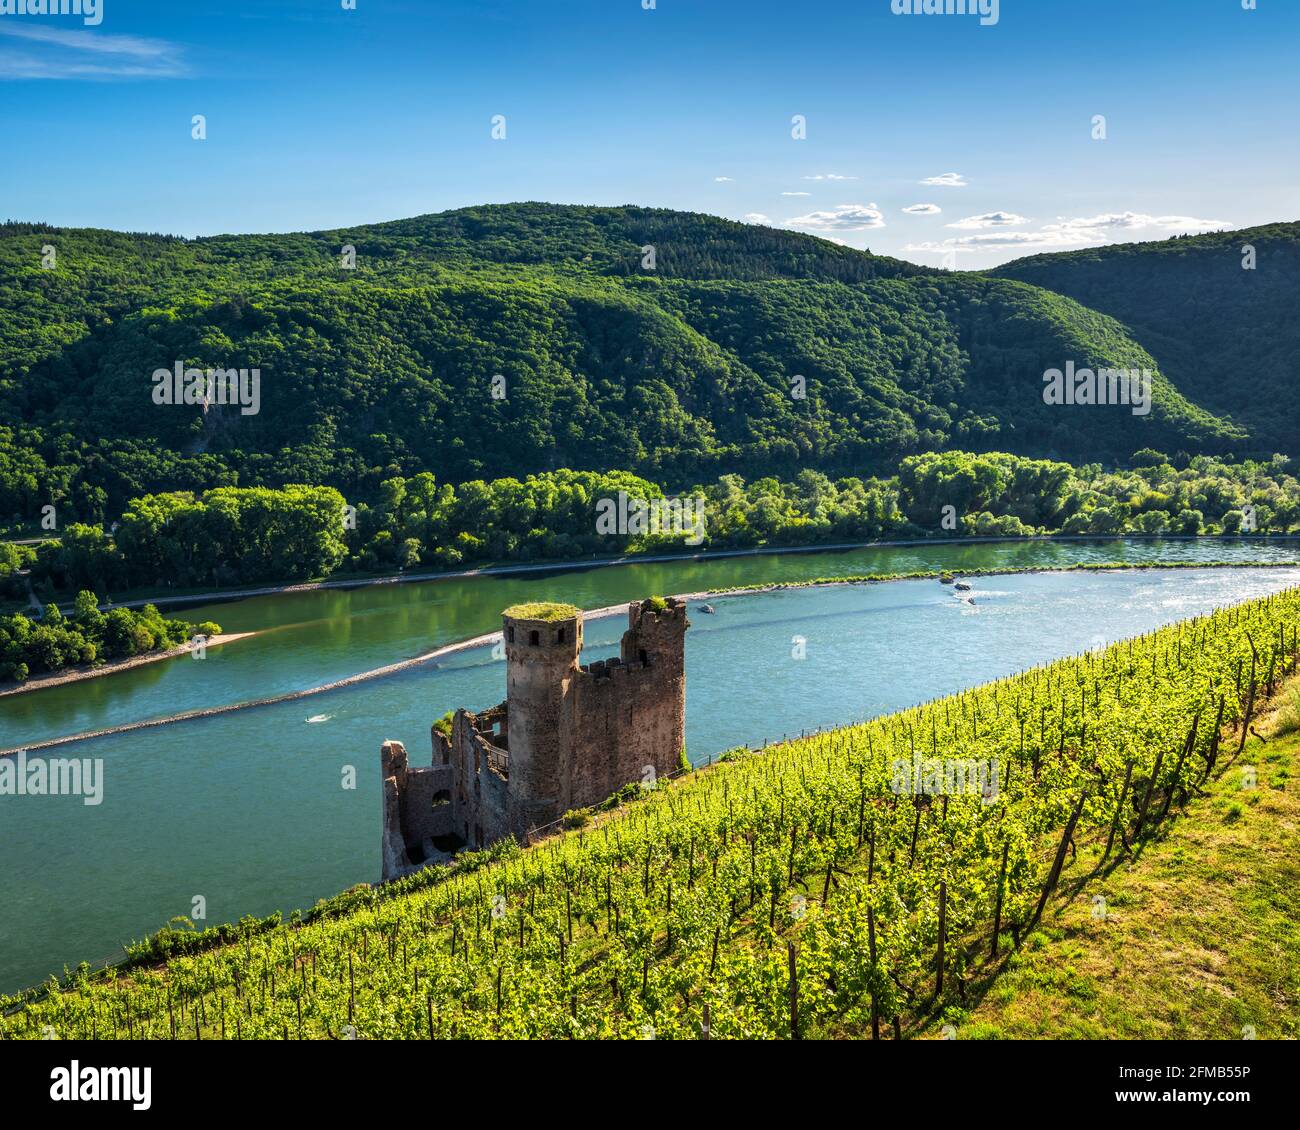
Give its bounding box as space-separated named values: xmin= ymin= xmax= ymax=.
xmin=5 ymin=588 xmax=1299 ymax=1040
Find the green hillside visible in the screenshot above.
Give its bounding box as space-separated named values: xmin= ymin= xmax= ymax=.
xmin=0 ymin=205 xmax=1259 ymax=523
xmin=995 ymin=221 xmax=1300 ymax=456
xmin=313 ymin=203 xmax=933 ymax=282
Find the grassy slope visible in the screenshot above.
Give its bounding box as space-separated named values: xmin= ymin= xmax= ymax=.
xmin=951 ymin=684 xmax=1300 ymax=1040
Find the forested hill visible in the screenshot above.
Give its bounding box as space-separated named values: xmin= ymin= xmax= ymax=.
xmin=0 ymin=203 xmax=1266 ymax=524
xmin=314 ymin=204 xmax=934 ymax=282
xmin=994 ymin=221 xmax=1300 ymax=454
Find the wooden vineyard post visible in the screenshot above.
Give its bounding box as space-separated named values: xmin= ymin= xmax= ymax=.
xmin=1029 ymin=790 xmax=1088 ymax=932
xmin=935 ymin=881 xmax=947 ymax=1000
xmin=1235 ymin=637 xmax=1259 ymax=760
xmin=1203 ymin=696 xmax=1226 ymax=782
xmin=1103 ymin=762 xmax=1133 ymax=862
xmin=1131 ymin=748 xmax=1165 ymax=847
xmin=990 ymin=838 xmax=1010 ymax=957
xmin=868 ymin=904 xmax=880 ymax=1041
xmin=1158 ymin=715 xmax=1199 ymax=826
xmin=788 ymin=941 xmax=799 ymax=1041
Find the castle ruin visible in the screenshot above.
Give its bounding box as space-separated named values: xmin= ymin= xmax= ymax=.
xmin=380 ymin=597 xmax=689 ymax=881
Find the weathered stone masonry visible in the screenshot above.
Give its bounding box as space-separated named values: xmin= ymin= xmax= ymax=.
xmin=381 ymin=598 xmax=689 ymax=881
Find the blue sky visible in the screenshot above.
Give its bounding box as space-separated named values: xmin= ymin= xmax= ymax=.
xmin=0 ymin=0 xmax=1295 ymax=266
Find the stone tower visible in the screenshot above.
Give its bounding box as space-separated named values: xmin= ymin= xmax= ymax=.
xmin=621 ymin=598 xmax=688 ymax=767
xmin=501 ymin=604 xmax=583 ymax=834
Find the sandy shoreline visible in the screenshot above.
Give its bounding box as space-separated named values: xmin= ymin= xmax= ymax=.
xmin=0 ymin=633 xmax=256 ymax=701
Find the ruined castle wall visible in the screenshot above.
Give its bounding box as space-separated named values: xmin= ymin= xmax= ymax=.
xmin=400 ymin=763 xmax=455 ymax=842
xmin=380 ymin=738 xmax=455 ymax=881
xmin=448 ymin=708 xmax=512 ymax=849
xmin=625 ymin=602 xmax=688 ymax=771
xmin=566 ymin=602 xmax=688 ymax=806
xmin=569 ymin=663 xmax=681 ymax=805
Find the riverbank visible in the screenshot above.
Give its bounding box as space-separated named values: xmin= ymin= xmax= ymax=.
xmin=697 ymin=557 xmax=1300 ymax=596
xmin=0 ymin=632 xmax=256 ymax=701
xmin=5 ymin=560 xmax=1298 ymax=757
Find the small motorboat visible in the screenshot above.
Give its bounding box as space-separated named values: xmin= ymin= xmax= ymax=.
xmin=699 ymin=603 xmax=716 ymax=614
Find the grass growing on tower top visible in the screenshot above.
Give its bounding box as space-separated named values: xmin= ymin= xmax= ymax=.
xmin=502 ymin=602 xmax=581 ymax=622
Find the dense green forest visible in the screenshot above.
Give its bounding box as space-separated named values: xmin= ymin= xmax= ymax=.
xmin=14 ymin=450 xmax=1300 ymax=602
xmin=994 ymin=221 xmax=1300 ymax=453
xmin=4 ymin=205 xmax=1283 ymax=529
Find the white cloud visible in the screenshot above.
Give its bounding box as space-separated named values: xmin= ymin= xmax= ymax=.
xmin=902 ymin=203 xmax=942 ymax=215
xmin=714 ymin=176 xmax=735 ymax=183
xmin=742 ymin=213 xmax=772 ymax=225
xmin=1042 ymin=211 xmax=1231 ymax=236
xmin=903 ymin=242 xmax=979 ymax=256
xmin=947 ymin=211 xmax=1030 ymax=230
xmin=785 ymin=203 xmax=885 ymax=232
xmin=920 ymin=173 xmax=968 ymax=187
xmin=781 ymin=191 xmax=812 ymax=197
xmin=802 ymin=173 xmax=858 ymax=181
xmin=905 ymin=210 xmax=1233 ymax=255
xmin=907 ymin=233 xmax=1076 ymax=254
xmin=0 ymin=23 xmax=187 ymax=80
